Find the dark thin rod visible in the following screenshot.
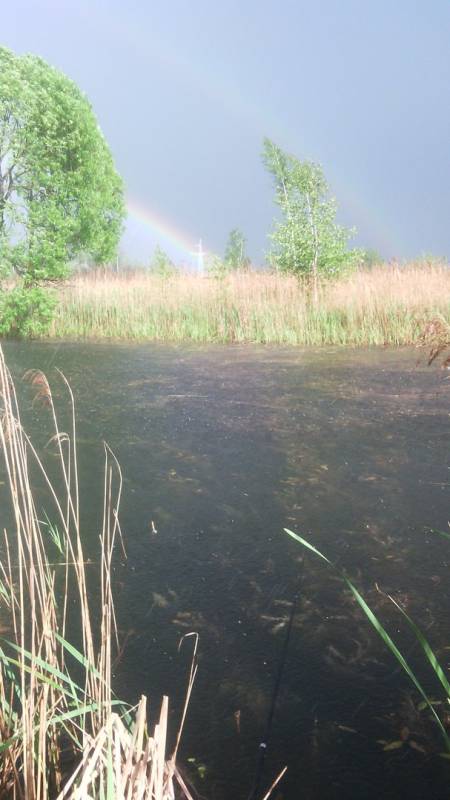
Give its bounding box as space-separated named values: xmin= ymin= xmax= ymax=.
xmin=247 ymin=587 xmax=299 ymax=800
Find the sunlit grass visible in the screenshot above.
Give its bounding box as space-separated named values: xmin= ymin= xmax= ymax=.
xmin=49 ymin=262 xmax=450 ymax=345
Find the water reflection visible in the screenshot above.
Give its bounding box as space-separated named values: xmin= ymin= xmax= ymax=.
xmin=2 ymin=342 xmax=450 ymax=799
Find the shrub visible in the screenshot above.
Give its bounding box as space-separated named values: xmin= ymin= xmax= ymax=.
xmin=0 ymin=285 xmax=57 ymax=337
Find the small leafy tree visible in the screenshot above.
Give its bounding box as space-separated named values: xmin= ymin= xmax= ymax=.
xmin=0 ymin=46 xmax=125 ymax=334
xmin=262 ymin=138 xmax=358 ymax=299
xmin=149 ymin=245 xmax=177 ymax=278
xmin=224 ymin=229 xmax=250 ymax=271
xmin=206 ymin=253 xmax=228 ymax=279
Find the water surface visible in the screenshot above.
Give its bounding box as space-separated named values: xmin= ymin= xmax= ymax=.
xmin=3 ymin=342 xmax=450 ymax=800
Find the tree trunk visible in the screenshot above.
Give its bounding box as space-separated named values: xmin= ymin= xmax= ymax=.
xmin=306 ymin=193 xmax=320 ymax=306
xmin=0 ymin=165 xmax=4 ymax=234
xmin=311 ymin=254 xmax=319 ymax=306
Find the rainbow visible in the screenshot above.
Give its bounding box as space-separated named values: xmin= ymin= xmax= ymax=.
xmin=126 ymin=195 xmax=202 ymax=260
xmin=72 ymin=5 xmax=398 ymax=258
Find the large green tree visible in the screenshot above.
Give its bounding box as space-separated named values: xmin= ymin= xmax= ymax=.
xmin=0 ymin=47 xmax=124 ymax=308
xmin=262 ymin=138 xmax=358 ymax=297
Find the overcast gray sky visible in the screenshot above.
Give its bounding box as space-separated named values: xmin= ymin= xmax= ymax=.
xmin=4 ymin=0 xmax=450 ymax=264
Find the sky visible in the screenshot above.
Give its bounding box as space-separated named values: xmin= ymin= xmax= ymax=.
xmin=3 ymin=0 xmax=450 ymax=265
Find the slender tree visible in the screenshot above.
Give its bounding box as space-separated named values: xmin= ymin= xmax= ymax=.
xmin=262 ymin=138 xmax=358 ymax=300
xmin=149 ymin=245 xmax=177 ymax=277
xmin=224 ymin=228 xmax=250 ymax=270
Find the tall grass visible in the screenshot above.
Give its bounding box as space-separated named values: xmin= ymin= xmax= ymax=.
xmin=49 ymin=262 xmax=450 ymax=345
xmin=0 ymin=347 xmax=196 ymax=799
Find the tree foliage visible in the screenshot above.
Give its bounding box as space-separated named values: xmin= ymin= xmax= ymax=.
xmin=359 ymin=248 xmax=383 ymax=268
xmin=262 ymin=138 xmax=358 ymax=289
xmin=206 ymin=253 xmax=228 ymax=278
xmin=149 ymin=245 xmax=177 ymax=278
xmin=0 ymin=285 xmax=57 ymax=337
xmin=0 ymin=46 xmax=125 ymax=286
xmin=224 ymin=228 xmax=250 ymax=270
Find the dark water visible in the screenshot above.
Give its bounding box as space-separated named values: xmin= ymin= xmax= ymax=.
xmin=3 ymin=341 xmax=450 ymax=799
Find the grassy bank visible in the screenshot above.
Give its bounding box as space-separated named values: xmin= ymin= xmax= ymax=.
xmin=49 ymin=263 xmax=450 ymax=345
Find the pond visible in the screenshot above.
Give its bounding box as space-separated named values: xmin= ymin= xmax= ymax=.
xmin=3 ymin=341 xmax=450 ymax=800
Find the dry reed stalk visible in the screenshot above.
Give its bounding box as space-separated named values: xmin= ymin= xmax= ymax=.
xmin=260 ymin=766 xmax=288 ymax=800
xmin=0 ymin=347 xmax=194 ymax=799
xmin=54 ymin=696 xmax=195 ymax=800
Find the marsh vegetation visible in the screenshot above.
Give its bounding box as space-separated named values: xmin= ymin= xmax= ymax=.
xmin=48 ymin=261 xmax=450 ymax=345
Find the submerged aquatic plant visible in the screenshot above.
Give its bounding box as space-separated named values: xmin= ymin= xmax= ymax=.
xmin=283 ymin=528 xmax=450 ymax=752
xmin=416 ymin=314 xmax=450 ymax=368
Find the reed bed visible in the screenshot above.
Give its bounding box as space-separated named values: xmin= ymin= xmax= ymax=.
xmin=0 ymin=347 xmax=196 ymax=799
xmin=49 ymin=263 xmax=450 ymax=345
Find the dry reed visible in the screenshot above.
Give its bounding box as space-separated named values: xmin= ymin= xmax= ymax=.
xmin=0 ymin=347 xmax=194 ymax=799
xmin=49 ymin=262 xmax=450 ymax=345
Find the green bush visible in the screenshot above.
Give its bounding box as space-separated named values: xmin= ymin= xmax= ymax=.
xmin=0 ymin=285 xmax=57 ymax=337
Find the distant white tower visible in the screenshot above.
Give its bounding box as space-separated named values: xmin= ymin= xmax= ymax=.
xmin=190 ymin=239 xmax=206 ymax=275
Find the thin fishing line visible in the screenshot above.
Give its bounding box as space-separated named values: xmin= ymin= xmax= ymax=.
xmin=247 ymin=577 xmax=301 ymax=800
